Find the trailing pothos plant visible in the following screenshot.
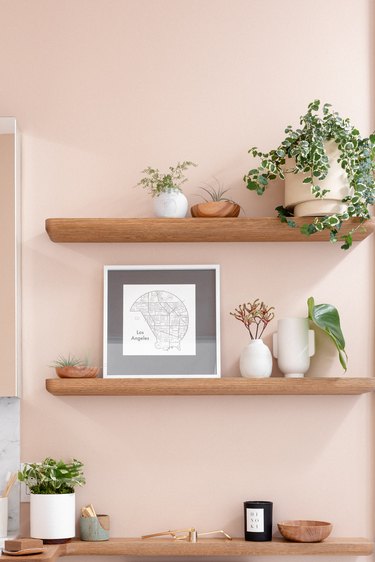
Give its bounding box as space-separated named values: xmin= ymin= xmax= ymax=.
xmin=307 ymin=296 xmax=347 ymax=371
xmin=18 ymin=458 xmax=85 ymax=494
xmin=244 ymin=100 xmax=375 ymax=249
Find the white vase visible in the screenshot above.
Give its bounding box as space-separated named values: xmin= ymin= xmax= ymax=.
xmin=273 ymin=318 xmax=315 ymax=378
xmin=153 ymin=189 xmax=188 ymax=218
xmin=240 ymin=339 xmax=273 ymax=378
xmin=284 ymin=140 xmax=349 ymax=216
xmin=30 ymin=493 xmax=75 ymax=541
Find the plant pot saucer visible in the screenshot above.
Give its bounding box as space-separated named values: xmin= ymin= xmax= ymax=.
xmin=190 ymin=201 xmax=240 ymax=218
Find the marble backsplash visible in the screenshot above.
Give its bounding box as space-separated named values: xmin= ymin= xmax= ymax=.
xmin=0 ymin=398 xmax=20 ymax=533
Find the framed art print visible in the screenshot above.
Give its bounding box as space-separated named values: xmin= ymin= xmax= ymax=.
xmin=103 ymin=265 xmax=220 ymax=378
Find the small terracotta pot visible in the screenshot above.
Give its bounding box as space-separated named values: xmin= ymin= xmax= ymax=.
xmin=55 ymin=366 xmax=99 ymax=379
xmin=190 ymin=201 xmax=240 ymax=218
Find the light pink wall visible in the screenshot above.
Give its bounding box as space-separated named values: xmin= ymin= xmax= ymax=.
xmin=0 ymin=0 xmax=374 ymax=559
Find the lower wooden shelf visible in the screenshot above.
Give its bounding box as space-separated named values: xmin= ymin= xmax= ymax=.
xmin=0 ymin=537 xmax=373 ymax=560
xmin=45 ymin=377 xmax=375 ymax=396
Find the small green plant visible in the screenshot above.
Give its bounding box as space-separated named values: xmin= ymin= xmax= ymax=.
xmin=196 ymin=179 xmax=237 ymax=203
xmin=244 ymin=100 xmax=375 ymax=249
xmin=137 ymin=161 xmax=197 ymax=197
xmin=18 ymin=458 xmax=85 ymax=494
xmin=230 ymin=299 xmax=275 ymax=339
xmin=50 ymin=354 xmax=87 ymax=368
xmin=307 ymin=296 xmax=347 ymax=371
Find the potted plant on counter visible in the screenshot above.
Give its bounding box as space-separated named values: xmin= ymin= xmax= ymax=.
xmin=230 ymin=299 xmax=275 ymax=378
xmin=18 ymin=458 xmax=85 ymax=543
xmin=51 ymin=354 xmax=99 ymax=379
xmin=244 ymin=100 xmax=375 ymax=249
xmin=137 ymin=161 xmax=197 ymax=218
xmin=191 ymin=180 xmax=241 ymax=217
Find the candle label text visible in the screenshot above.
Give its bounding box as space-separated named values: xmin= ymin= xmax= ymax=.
xmin=246 ymin=508 xmax=264 ymax=533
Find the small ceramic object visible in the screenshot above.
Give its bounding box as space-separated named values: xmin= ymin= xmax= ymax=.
xmin=240 ymin=339 xmax=272 ymax=378
xmin=277 ymin=520 xmax=333 ymax=543
xmin=80 ymin=515 xmax=110 ymax=541
xmin=153 ymin=189 xmax=188 ymax=218
xmin=190 ymin=201 xmax=240 ymax=217
xmin=55 ymin=366 xmax=100 ymax=379
xmin=273 ymin=317 xmax=315 ymax=378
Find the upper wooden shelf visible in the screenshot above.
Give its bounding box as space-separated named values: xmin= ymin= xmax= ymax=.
xmin=45 ymin=377 xmax=375 ymax=396
xmin=0 ymin=537 xmax=372 ymax=560
xmin=44 ymin=217 xmax=375 ymax=243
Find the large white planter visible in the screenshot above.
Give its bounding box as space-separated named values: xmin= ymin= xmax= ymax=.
xmin=284 ymin=140 xmax=350 ymax=217
xmin=30 ymin=493 xmax=75 ymax=541
xmin=240 ymin=339 xmax=273 ymax=378
xmin=273 ymin=318 xmax=315 ymax=378
xmin=153 ymin=189 xmax=188 ymax=218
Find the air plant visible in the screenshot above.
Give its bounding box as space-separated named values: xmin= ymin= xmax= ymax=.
xmin=50 ymin=354 xmax=87 ymax=368
xmin=196 ymin=179 xmax=237 ymax=203
xmin=230 ymin=299 xmax=275 ymax=339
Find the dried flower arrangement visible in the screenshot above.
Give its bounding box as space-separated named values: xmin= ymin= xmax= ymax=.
xmin=230 ymin=299 xmax=275 ymax=339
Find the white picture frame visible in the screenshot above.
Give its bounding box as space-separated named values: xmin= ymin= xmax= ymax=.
xmin=103 ymin=265 xmax=220 ymax=378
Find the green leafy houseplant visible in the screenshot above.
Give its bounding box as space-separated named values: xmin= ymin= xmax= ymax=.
xmin=244 ymin=100 xmax=375 ymax=249
xmin=137 ymin=161 xmax=197 ymax=197
xmin=307 ymin=296 xmax=347 ymax=371
xmin=18 ymin=458 xmax=85 ymax=494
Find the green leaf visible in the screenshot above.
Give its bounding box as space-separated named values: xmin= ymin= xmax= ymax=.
xmin=258 ymin=175 xmax=268 ymax=185
xmin=307 ymin=296 xmax=347 ymax=371
xmin=246 ymin=181 xmax=258 ymax=191
xmin=303 ymin=177 xmax=312 ymax=184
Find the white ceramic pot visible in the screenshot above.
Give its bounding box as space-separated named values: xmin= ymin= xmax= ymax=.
xmin=273 ymin=317 xmax=315 ymax=378
xmin=153 ymin=189 xmax=188 ymax=218
xmin=240 ymin=339 xmax=273 ymax=378
xmin=30 ymin=493 xmax=75 ymax=541
xmin=284 ymin=140 xmax=350 ymax=216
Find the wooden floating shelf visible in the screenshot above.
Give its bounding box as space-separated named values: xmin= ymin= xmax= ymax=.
xmin=45 ymin=217 xmax=375 ymax=243
xmin=45 ymin=377 xmax=375 ymax=396
xmin=0 ymin=537 xmax=372 ymax=560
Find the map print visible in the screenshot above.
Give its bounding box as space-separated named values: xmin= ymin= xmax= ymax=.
xmin=130 ymin=291 xmax=188 ymax=351
xmin=123 ymin=284 xmax=196 ymax=356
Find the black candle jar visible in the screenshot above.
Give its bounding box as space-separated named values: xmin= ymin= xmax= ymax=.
xmin=244 ymin=500 xmax=273 ymax=541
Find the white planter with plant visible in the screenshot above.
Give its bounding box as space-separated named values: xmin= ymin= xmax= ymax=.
xmin=284 ymin=140 xmax=349 ymax=217
xmin=230 ymin=299 xmax=274 ymax=378
xmin=273 ymin=297 xmax=347 ymax=378
xmin=137 ymin=161 xmax=196 ymax=218
xmin=18 ymin=458 xmax=85 ymax=543
xmin=244 ymin=100 xmax=375 ymax=249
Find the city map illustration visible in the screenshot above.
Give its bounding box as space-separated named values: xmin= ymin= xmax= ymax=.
xmin=130 ymin=290 xmax=189 ymax=351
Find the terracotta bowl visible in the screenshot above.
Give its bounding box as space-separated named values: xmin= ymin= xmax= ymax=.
xmin=277 ymin=520 xmax=333 ymax=543
xmin=190 ymin=201 xmax=240 ymax=218
xmin=55 ymin=366 xmax=100 ymax=379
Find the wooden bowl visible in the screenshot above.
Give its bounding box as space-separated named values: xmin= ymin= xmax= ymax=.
xmin=190 ymin=201 xmax=240 ymax=218
xmin=55 ymin=366 xmax=100 ymax=379
xmin=277 ymin=520 xmax=333 ymax=543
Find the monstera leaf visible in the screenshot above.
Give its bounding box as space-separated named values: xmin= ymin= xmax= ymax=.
xmin=307 ymin=296 xmax=347 ymax=371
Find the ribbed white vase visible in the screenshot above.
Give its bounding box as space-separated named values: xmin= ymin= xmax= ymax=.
xmin=273 ymin=317 xmax=315 ymax=378
xmin=153 ymin=189 xmax=188 ymax=218
xmin=240 ymin=339 xmax=273 ymax=378
xmin=30 ymin=493 xmax=75 ymax=541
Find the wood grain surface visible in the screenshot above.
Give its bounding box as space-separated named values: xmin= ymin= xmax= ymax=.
xmin=45 ymin=217 xmax=375 ymax=243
